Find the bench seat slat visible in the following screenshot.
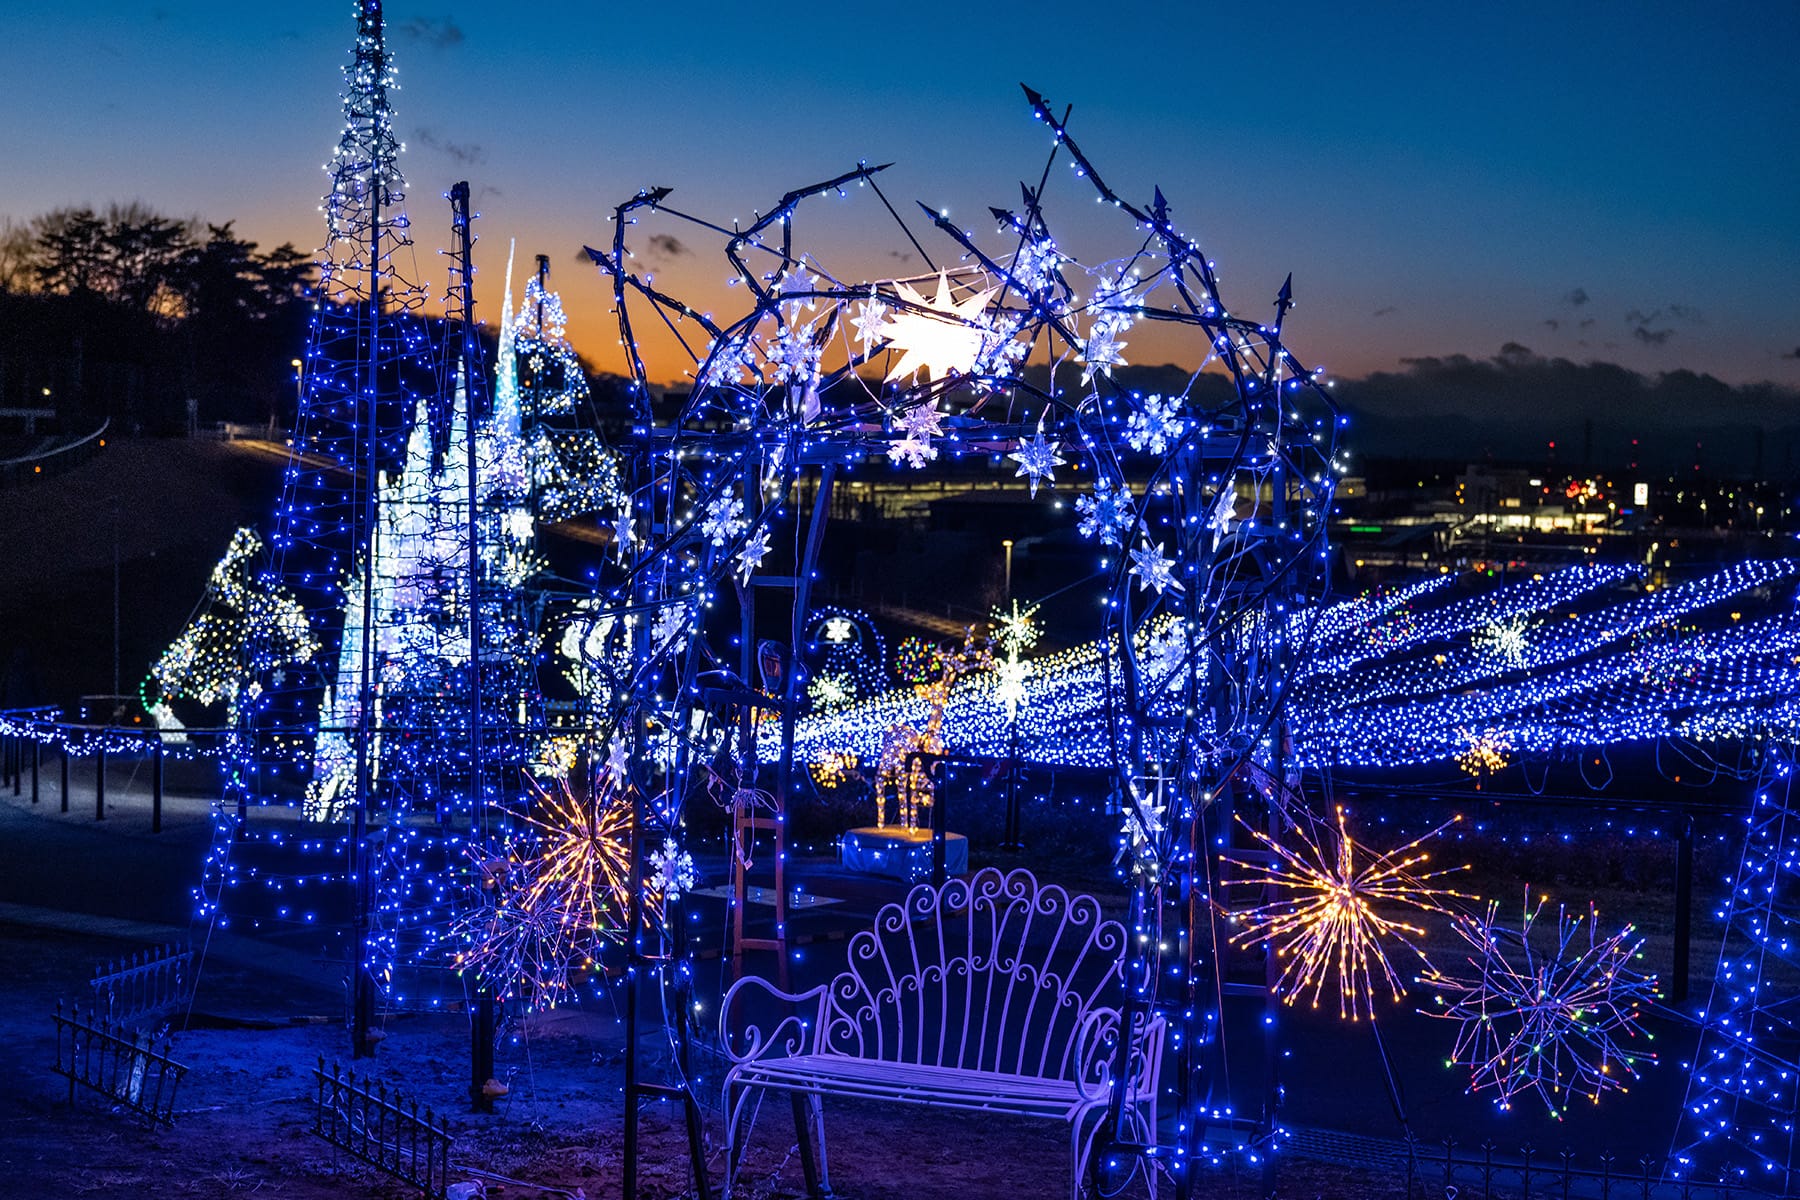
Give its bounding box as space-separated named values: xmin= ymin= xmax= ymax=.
xmin=738 ymin=1054 xmax=1096 ymax=1113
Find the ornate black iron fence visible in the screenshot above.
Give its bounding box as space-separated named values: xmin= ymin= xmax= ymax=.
xmin=90 ymin=942 xmax=193 ymax=1030
xmin=51 ymin=1001 xmax=188 ymax=1126
xmin=312 ymin=1057 xmax=454 ymax=1197
xmin=1406 ymin=1138 xmax=1767 ymax=1200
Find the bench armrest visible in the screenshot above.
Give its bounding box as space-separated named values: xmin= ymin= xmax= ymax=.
xmin=1074 ymin=1005 xmax=1165 ymax=1105
xmin=720 ymin=975 xmax=829 ymax=1064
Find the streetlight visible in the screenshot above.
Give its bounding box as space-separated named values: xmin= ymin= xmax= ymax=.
xmin=286 ymin=359 xmax=303 ymax=435
xmin=1002 ymin=539 xmax=1014 ymax=604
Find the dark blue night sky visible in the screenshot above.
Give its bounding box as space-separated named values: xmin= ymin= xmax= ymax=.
xmin=2 ymin=1 xmax=1795 ymax=389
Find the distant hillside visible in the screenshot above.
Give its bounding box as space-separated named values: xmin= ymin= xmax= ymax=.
xmin=0 ymin=438 xmax=282 ymax=708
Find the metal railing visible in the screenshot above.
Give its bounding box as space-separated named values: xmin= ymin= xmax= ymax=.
xmin=1406 ymin=1138 xmax=1767 ymax=1200
xmin=90 ymin=943 xmax=193 ymax=1030
xmin=51 ymin=1001 xmax=188 ymax=1127
xmin=312 ymin=1057 xmax=454 ymax=1198
xmin=0 ymin=417 xmax=111 ymax=487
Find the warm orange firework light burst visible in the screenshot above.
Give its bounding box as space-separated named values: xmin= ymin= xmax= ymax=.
xmin=1227 ymin=806 xmax=1472 ymax=1021
xmin=454 ymin=769 xmax=647 ymax=1008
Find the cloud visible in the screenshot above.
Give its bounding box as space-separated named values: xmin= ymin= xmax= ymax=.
xmin=1784 ymin=347 xmax=1800 ymax=360
xmin=394 ymin=16 xmax=464 ymax=47
xmin=1579 ymin=318 xmax=1595 ymax=329
xmin=1563 ymin=287 xmax=1589 ymax=307
xmin=1372 ymin=305 xmax=1397 ymax=318
xmin=1542 ymin=319 xmax=1560 ymax=331
xmin=1336 ymin=344 xmax=1800 ymax=472
xmin=1623 ymin=303 xmax=1702 ymax=348
xmin=412 ymin=127 xmax=484 ymax=166
xmin=647 ymin=234 xmax=688 ymax=259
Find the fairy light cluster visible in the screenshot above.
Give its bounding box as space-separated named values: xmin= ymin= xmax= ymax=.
xmin=1672 ymin=746 xmax=1800 ymax=1190
xmin=1423 ymin=891 xmax=1659 ymax=1118
xmin=781 ymin=559 xmax=1800 ymax=773
xmin=145 ymin=527 xmax=317 ymax=724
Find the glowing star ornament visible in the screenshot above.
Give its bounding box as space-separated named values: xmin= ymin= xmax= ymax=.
xmin=610 ymin=511 xmax=636 ymax=562
xmin=886 ymin=400 xmax=946 ymax=468
xmin=1130 ymin=541 xmax=1182 ymax=595
xmin=879 ymin=272 xmax=995 ymax=382
xmin=1079 ymin=326 xmax=1127 ymax=384
xmin=850 ymin=296 xmax=890 ymax=349
xmin=735 ymin=525 xmax=773 ymax=584
xmin=1008 ymin=424 xmax=1067 ymax=497
xmin=1227 ymin=807 xmax=1472 ymax=1021
xmin=1206 ymin=480 xmax=1238 ymax=542
xmin=777 ymin=265 xmax=819 ymax=313
xmin=821 ymin=616 xmax=855 ymax=644
xmin=1422 ymin=891 xmax=1659 ymax=1117
xmin=1116 ymin=784 xmax=1168 ymax=882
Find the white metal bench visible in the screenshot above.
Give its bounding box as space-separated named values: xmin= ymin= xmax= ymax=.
xmin=720 ymin=867 xmax=1164 ymax=1199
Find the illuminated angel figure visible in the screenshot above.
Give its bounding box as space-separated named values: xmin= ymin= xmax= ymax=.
xmin=454 ymin=770 xmax=642 ymax=1009
xmin=1422 ymin=891 xmax=1660 ymax=1118
xmin=1227 ymin=807 xmax=1471 ymax=1021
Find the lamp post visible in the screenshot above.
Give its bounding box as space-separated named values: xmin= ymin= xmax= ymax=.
xmin=287 ymin=359 xmax=303 ymax=435
xmin=111 ymin=496 xmax=121 ymax=721
xmin=1002 ymin=539 xmax=1014 ymax=604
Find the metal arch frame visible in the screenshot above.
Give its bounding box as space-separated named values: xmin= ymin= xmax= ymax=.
xmin=581 ymin=86 xmax=1343 ymax=1200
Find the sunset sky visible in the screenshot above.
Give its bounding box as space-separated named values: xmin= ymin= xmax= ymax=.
xmin=3 ymin=1 xmax=1796 ymax=390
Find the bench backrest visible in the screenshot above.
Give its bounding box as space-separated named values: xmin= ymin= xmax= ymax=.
xmin=819 ymin=867 xmax=1127 ymax=1081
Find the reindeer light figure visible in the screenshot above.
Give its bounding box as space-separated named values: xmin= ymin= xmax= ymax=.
xmin=872 ymin=632 xmax=993 ymax=832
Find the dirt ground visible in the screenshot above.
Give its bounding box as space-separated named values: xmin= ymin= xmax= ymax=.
xmin=0 ymin=920 xmax=1413 ymax=1200
xmin=0 ymin=753 xmax=1752 ymax=1200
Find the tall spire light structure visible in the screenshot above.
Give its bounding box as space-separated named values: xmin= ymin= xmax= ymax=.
xmin=210 ymin=0 xmax=434 ymax=1060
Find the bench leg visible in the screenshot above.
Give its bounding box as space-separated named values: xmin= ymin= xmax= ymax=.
xmin=723 ymin=1081 xmax=754 ymax=1200
xmin=1073 ymin=1110 xmax=1096 ymax=1200
xmin=791 ymin=1090 xmax=827 ymax=1198
xmin=1075 ymin=1104 xmax=1156 ymax=1200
